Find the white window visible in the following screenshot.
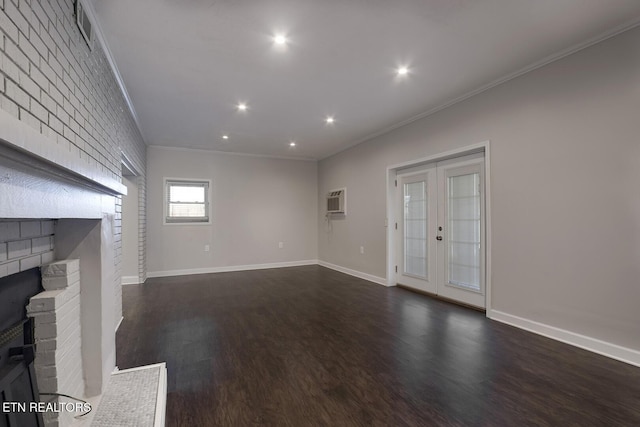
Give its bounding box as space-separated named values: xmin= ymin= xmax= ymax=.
xmin=164 ymin=179 xmax=210 ymax=224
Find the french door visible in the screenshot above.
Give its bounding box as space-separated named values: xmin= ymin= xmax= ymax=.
xmin=396 ymin=155 xmax=485 ymax=308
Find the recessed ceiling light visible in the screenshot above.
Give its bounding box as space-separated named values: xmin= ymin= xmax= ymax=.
xmin=274 ymin=34 xmax=288 ymax=46
xmin=237 ymin=103 xmax=248 ymax=112
xmin=289 ymin=141 xmax=296 ymax=147
xmin=326 ymin=116 xmax=335 ymax=124
xmin=222 ymin=135 xmax=229 ymax=140
xmin=397 ymin=66 xmax=409 ymax=76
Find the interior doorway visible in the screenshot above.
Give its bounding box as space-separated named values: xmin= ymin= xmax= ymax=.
xmin=121 ymin=156 xmax=141 ymax=285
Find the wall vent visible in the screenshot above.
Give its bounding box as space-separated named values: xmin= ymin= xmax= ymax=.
xmin=327 ymin=188 xmax=346 ymax=215
xmin=76 ymin=1 xmax=94 ymax=50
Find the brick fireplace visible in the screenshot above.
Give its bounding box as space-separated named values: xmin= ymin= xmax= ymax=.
xmin=1 ymin=126 xmax=125 ymax=426
xmin=0 ymin=0 xmax=147 ymax=423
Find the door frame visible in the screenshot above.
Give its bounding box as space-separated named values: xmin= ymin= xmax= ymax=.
xmin=121 ymin=152 xmax=144 ymax=287
xmin=385 ymin=141 xmax=493 ymax=315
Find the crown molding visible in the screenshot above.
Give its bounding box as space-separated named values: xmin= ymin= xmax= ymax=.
xmin=82 ymin=0 xmax=147 ymax=145
xmin=148 ymin=144 xmax=317 ymax=162
xmin=321 ymin=17 xmax=640 ymax=160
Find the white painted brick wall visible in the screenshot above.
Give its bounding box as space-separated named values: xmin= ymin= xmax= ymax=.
xmin=7 ymin=239 xmax=29 ymax=258
xmin=0 ymin=221 xmax=19 ymax=240
xmin=27 ymin=259 xmax=85 ymax=427
xmin=0 ymin=0 xmax=148 ymax=326
xmin=0 ymin=219 xmax=55 ymax=279
xmin=20 ymin=253 xmax=41 ymax=270
xmin=140 ymin=180 xmax=147 ymax=283
xmin=20 ymin=220 xmax=41 ymax=237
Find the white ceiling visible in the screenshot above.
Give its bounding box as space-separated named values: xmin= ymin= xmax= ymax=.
xmin=91 ymin=0 xmax=640 ymax=160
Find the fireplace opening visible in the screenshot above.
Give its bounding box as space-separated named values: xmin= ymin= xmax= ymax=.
xmin=0 ymin=268 xmax=44 ymax=427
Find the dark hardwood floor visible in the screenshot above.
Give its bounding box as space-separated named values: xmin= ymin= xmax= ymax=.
xmin=117 ymin=265 xmax=640 ymax=426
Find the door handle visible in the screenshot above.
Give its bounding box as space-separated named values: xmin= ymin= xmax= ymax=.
xmin=436 ymin=236 xmax=443 ymax=241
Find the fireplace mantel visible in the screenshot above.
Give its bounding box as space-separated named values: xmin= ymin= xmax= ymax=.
xmin=0 ymin=110 xmax=126 ymax=220
xmin=0 ymin=108 xmax=126 ymax=197
xmin=0 ymin=141 xmax=124 ymax=198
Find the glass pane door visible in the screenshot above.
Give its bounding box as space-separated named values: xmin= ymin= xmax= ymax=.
xmin=404 ymin=180 xmax=427 ymax=278
xmin=437 ymin=160 xmax=485 ymax=308
xmin=396 ymin=170 xmax=437 ymax=293
xmin=447 ymin=172 xmax=481 ymax=292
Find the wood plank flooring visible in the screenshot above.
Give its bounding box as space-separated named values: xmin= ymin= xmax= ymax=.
xmin=116 ymin=265 xmax=640 ymax=426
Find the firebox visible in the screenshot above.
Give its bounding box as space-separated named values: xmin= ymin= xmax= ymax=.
xmin=0 ymin=268 xmax=44 ymax=427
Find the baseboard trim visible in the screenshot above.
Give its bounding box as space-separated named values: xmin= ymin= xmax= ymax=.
xmin=121 ymin=275 xmax=140 ymax=285
xmin=147 ymin=259 xmax=318 ymax=279
xmin=489 ymin=310 xmax=640 ymax=367
xmin=115 ymin=316 xmax=124 ymax=332
xmin=317 ymin=260 xmax=389 ymax=287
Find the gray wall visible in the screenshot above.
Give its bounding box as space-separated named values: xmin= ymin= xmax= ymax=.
xmin=147 ymin=146 xmax=318 ymax=274
xmin=318 ymin=27 xmax=640 ymax=351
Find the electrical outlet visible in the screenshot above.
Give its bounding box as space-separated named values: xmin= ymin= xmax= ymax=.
xmin=360 ymin=246 xmax=364 ymax=254
xmin=204 ymin=245 xmax=210 ymax=252
xmin=278 ymin=242 xmax=284 ymax=249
